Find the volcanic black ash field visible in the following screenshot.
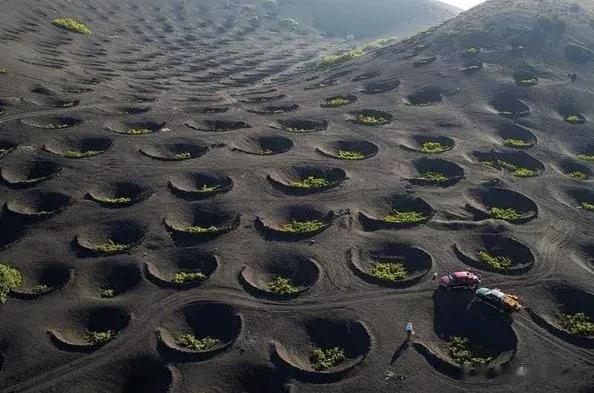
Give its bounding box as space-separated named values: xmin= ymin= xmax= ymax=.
xmin=0 ymin=0 xmax=593 ymax=392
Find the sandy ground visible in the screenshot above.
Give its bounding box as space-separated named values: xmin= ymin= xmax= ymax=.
xmin=0 ymin=0 xmax=593 ymax=392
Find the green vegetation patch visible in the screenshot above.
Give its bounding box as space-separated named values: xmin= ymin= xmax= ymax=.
xmin=420 ymin=141 xmax=450 ymax=154
xmin=0 ymin=68 xmax=7 ymax=75
xmin=336 ymin=150 xmax=366 ymax=160
xmin=383 ymin=210 xmax=427 ymax=224
xmin=172 ymin=271 xmax=207 ymax=284
xmin=356 ymin=114 xmax=389 ymax=126
xmin=516 ymin=77 xmax=538 ymax=87
xmin=559 ymin=313 xmax=594 ymax=336
xmin=371 ymin=261 xmax=408 ymax=282
xmin=580 ymin=202 xmax=594 ymax=211
xmin=310 ymin=347 xmax=346 ymax=371
xmin=99 ymin=288 xmax=117 ymax=298
xmin=195 ymin=184 xmax=221 ymax=193
xmin=320 ymin=49 xmax=364 ymax=68
xmin=176 ymin=333 xmax=220 ymax=351
xmin=477 ymin=251 xmax=513 ymax=270
xmin=173 ymin=152 xmax=191 ymax=160
xmin=93 ymin=239 xmax=131 ymax=254
xmin=421 ymin=171 xmax=449 ymax=183
xmin=94 ymin=196 xmax=132 ymax=205
xmin=565 ymin=115 xmax=585 ymax=125
xmin=487 ymin=160 xmax=537 ymax=177
xmin=0 ymin=264 xmax=23 ymax=303
xmin=489 ymin=207 xmax=522 ymax=221
xmin=180 ymin=225 xmax=219 ymax=234
xmin=569 ymin=171 xmax=588 ymax=181
xmin=325 ymin=97 xmax=353 ymax=107
xmin=362 ymin=37 xmax=397 ymax=51
xmin=280 ymin=220 xmax=326 ymax=233
xmin=126 ymin=127 xmax=152 ymax=135
xmin=320 ymin=37 xmax=396 ymax=68
xmin=85 ymin=330 xmax=115 ymax=345
xmin=64 ymin=150 xmax=102 ymax=158
xmin=52 ymin=18 xmax=91 ymax=34
xmin=448 ymin=336 xmax=494 ymax=367
xmin=577 ymin=154 xmax=594 ymax=161
xmin=503 ymin=138 xmax=531 ymax=148
xmin=290 ymin=176 xmax=330 ymax=189
xmin=267 ymin=276 xmax=299 ymax=295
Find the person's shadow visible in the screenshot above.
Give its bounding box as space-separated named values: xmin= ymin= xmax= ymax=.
xmin=390 ymin=339 xmax=410 ymax=364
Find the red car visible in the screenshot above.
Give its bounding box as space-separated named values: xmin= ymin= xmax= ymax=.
xmin=439 ymin=271 xmax=481 ymax=290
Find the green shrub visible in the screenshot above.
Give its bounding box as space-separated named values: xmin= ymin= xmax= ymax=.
xmin=0 ymin=68 xmax=7 ymax=74
xmin=320 ymin=49 xmax=364 ymax=68
xmin=489 ymin=207 xmax=522 ymax=221
xmin=310 ymin=347 xmax=346 ymax=371
xmin=126 ymin=127 xmax=151 ymax=135
xmin=99 ymin=288 xmax=117 ymax=298
xmin=371 ymin=262 xmax=408 ymax=281
xmin=176 ymin=333 xmax=220 ymax=351
xmin=325 ymin=97 xmax=352 ymax=107
xmin=64 ymin=150 xmax=102 ymax=158
xmin=336 ymin=150 xmax=365 ymax=160
xmin=421 ymin=171 xmax=449 ymax=183
xmin=93 ymin=239 xmax=130 ymax=254
xmin=174 ymin=152 xmax=191 ymax=160
xmin=569 ymin=171 xmax=588 ymax=181
xmin=32 ymin=284 xmax=50 ymax=294
xmin=383 ymin=210 xmax=427 ymax=224
xmin=52 ymin=18 xmax=91 ymax=34
xmin=577 ymin=154 xmax=594 ymax=161
xmin=516 ymin=78 xmax=538 ymax=86
xmin=356 ymin=114 xmax=388 ymax=126
xmin=465 ymin=47 xmax=479 ymax=55
xmin=581 ymin=202 xmax=594 ymax=211
xmin=0 ymin=264 xmax=22 ymax=303
xmin=503 ymin=138 xmax=531 ymax=148
xmin=420 ymin=141 xmax=450 ymax=154
xmin=559 ymin=313 xmax=594 ymax=336
xmin=172 ymin=271 xmax=206 ymax=284
xmin=290 ymin=176 xmax=330 ymax=189
xmin=477 ymin=251 xmax=513 ymax=270
xmin=496 ymin=160 xmax=536 ymax=177
xmin=85 ymin=330 xmax=114 ymax=345
xmin=512 ymin=167 xmax=536 ymax=177
xmin=280 ymin=220 xmax=326 ymax=233
xmin=181 ymin=225 xmax=219 ymax=234
xmin=195 ymin=184 xmax=220 ymax=193
xmin=94 ymin=196 xmax=132 ymax=205
xmin=448 ymin=336 xmax=494 ymax=367
xmin=267 ymin=276 xmax=299 ymax=294
xmin=565 ymin=115 xmax=584 ymax=124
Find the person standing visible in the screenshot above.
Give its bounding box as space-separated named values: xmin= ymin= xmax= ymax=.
xmin=405 ymin=322 xmax=414 ymax=341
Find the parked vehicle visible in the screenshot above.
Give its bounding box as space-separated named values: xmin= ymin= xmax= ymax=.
xmin=438 ymin=271 xmax=481 ymax=290
xmin=473 ymin=287 xmax=522 ymax=313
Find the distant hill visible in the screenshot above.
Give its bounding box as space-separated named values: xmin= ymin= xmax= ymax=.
xmin=275 ymin=0 xmax=460 ymax=39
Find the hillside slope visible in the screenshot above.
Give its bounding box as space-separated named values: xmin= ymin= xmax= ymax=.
xmin=276 ymin=0 xmax=460 ymax=38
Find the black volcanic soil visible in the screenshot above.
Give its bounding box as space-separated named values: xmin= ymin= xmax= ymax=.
xmin=1 ymin=0 xmax=594 ymax=392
